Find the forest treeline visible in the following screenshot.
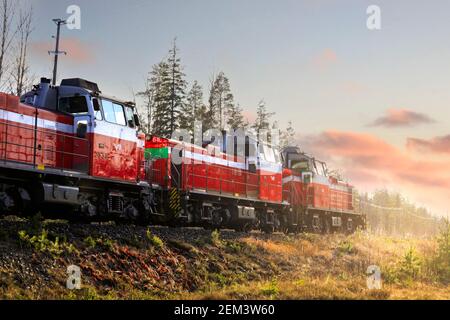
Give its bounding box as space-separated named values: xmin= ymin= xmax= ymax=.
xmin=356 ymin=189 xmax=446 ymax=237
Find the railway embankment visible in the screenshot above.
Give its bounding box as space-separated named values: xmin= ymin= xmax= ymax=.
xmin=0 ymin=216 xmax=448 ymax=299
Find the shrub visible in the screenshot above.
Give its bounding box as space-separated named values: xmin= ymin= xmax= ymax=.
xmin=226 ymin=241 xmax=243 ymax=253
xmin=260 ymin=279 xmax=279 ymax=298
xmin=83 ymin=236 xmax=115 ymax=251
xmin=337 ymin=240 xmax=355 ymax=254
xmin=100 ymin=238 xmax=115 ymax=251
xmin=18 ymin=229 xmax=75 ymax=256
xmin=431 ymin=220 xmax=450 ymax=284
xmin=398 ymin=247 xmax=421 ymax=282
xmin=146 ymin=228 xmax=163 ymax=249
xmin=381 ymin=247 xmax=422 ymax=285
xmin=210 ymin=229 xmax=221 ymax=246
xmin=83 ymin=236 xmax=97 ymax=248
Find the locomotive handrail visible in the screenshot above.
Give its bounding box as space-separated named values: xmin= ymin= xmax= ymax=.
xmin=171 ymin=161 xmax=181 ymax=188
xmin=181 ymin=163 xmax=280 ymax=199
xmin=147 ymin=153 xmax=283 ymax=201
xmin=0 ymin=118 xmax=90 ymax=173
xmin=0 ymin=119 xmax=90 ymax=142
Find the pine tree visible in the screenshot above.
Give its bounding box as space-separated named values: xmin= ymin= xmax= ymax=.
xmin=149 ymin=61 xmax=172 ymax=137
xmin=166 ymin=39 xmax=187 ymax=136
xmin=138 ymin=61 xmax=169 ymax=136
xmin=139 ymin=40 xmax=187 ymax=138
xmin=208 ymin=71 xmax=234 ymax=130
xmin=252 ymin=99 xmax=275 ymax=138
xmin=280 ymin=121 xmax=296 ymax=150
xmin=226 ymin=103 xmax=246 ymax=130
xmin=180 ymin=80 xmax=205 ymax=136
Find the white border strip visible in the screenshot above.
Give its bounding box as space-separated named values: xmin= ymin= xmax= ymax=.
xmin=0 ymin=109 xmax=73 ymax=134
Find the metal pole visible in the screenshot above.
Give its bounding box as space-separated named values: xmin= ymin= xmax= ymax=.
xmin=50 ymin=19 xmax=67 ymax=86
xmin=52 ymin=21 xmax=61 ymax=85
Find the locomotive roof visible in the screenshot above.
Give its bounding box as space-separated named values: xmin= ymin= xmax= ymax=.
xmin=60 ymin=78 xmax=100 ymax=92
xmin=59 ymin=78 xmax=135 ymax=107
xmin=98 ymin=93 xmax=136 ymax=108
xmin=20 ymin=77 xmax=136 ymax=111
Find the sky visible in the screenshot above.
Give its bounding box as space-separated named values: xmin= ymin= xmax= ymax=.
xmin=19 ymin=0 xmax=450 ymax=216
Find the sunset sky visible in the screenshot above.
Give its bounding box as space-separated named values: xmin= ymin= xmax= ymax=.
xmin=24 ymin=0 xmax=450 ymax=215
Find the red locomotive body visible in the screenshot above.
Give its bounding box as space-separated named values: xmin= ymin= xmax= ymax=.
xmin=146 ymin=137 xmax=282 ymax=203
xmin=0 ymin=93 xmax=76 ymax=170
xmin=144 ymin=134 xmax=284 ymax=231
xmin=282 ymin=147 xmax=364 ymax=233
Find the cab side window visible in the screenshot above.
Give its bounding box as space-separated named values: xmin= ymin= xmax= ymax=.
xmin=92 ymin=98 xmax=103 ymax=120
xmin=113 ymin=103 xmax=126 ymax=126
xmin=59 ymin=96 xmax=88 ymax=114
xmin=125 ymin=106 xmax=135 ymax=128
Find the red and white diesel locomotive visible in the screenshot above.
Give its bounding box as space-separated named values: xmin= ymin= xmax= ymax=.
xmin=0 ymin=77 xmax=364 ymax=233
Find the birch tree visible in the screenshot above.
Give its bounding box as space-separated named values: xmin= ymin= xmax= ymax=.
xmin=10 ymin=5 xmax=33 ymax=96
xmin=0 ymin=0 xmax=15 ymax=89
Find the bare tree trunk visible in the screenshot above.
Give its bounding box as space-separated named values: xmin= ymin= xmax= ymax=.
xmin=0 ymin=0 xmax=15 ymax=88
xmin=10 ymin=5 xmax=33 ymax=96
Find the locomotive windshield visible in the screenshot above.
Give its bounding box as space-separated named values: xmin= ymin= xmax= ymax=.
xmin=291 ymin=160 xmax=309 ymax=172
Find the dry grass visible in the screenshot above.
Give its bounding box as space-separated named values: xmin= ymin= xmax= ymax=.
xmin=242 ymin=238 xmax=298 ymax=257
xmin=177 ymin=231 xmax=450 ymax=300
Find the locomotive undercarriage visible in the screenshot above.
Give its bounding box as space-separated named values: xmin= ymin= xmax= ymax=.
xmin=303 ymin=209 xmax=365 ymax=234
xmin=0 ymin=164 xmax=156 ymax=223
xmin=0 ymin=164 xmax=364 ymax=234
xmin=159 ymin=190 xmax=300 ymax=234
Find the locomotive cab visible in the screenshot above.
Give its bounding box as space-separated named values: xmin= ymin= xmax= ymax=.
xmin=20 ymin=78 xmax=145 ymax=181
xmin=282 ymin=147 xmax=314 ymax=183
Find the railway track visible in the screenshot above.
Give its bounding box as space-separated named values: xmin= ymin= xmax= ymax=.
xmin=0 ymin=216 xmax=292 ymax=244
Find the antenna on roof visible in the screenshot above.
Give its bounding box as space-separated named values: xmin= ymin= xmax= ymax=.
xmin=48 ymin=18 xmax=67 ymax=86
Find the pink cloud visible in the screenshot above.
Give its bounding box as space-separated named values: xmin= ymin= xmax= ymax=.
xmin=312 ymin=48 xmax=337 ymax=71
xmin=298 ymin=130 xmax=450 ymax=214
xmin=369 ymin=108 xmax=435 ymax=128
xmin=30 ymin=38 xmax=95 ymax=63
xmin=407 ymin=135 xmax=450 ymax=154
